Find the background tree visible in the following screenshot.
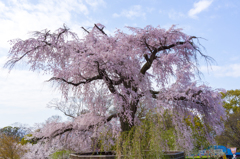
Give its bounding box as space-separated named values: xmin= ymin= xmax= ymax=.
xmin=0 ymin=125 xmax=30 ymax=140
xmin=47 ymin=97 xmax=90 ymax=119
xmin=215 ymin=111 xmax=240 ymax=148
xmin=221 ymin=89 xmax=240 ymax=115
xmin=47 ymin=91 xmax=113 ymax=120
xmin=215 ymin=89 xmax=240 ymax=148
xmin=5 ymin=23 xmax=226 ymax=158
xmin=0 ymin=133 xmax=27 ymax=159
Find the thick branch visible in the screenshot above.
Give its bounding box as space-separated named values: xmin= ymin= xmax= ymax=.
xmin=93 ymin=61 xmax=128 ymax=105
xmin=144 ymin=54 xmax=150 ymax=63
xmin=156 ymin=41 xmax=184 ymax=52
xmin=94 ymin=61 xmax=120 ymax=94
xmin=140 ymin=36 xmax=197 ymax=75
xmin=48 ymin=75 xmax=102 ymax=86
xmin=144 ymin=40 xmax=153 ymax=53
xmin=149 ymin=90 xmax=160 ymax=98
xmin=112 ymin=78 xmax=124 ymax=85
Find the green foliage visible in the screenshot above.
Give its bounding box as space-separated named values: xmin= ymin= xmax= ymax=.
xmin=114 ymin=111 xmax=176 ymax=159
xmin=184 ymin=116 xmax=211 ymax=150
xmin=221 ymin=89 xmax=240 ymax=115
xmin=96 ymin=110 xmax=214 ymax=158
xmin=98 ymin=129 xmax=116 ymax=152
xmin=20 ymin=134 xmax=36 ymax=145
xmin=92 ymin=110 xmax=178 ymax=158
xmin=49 ymin=150 xmax=72 ymax=159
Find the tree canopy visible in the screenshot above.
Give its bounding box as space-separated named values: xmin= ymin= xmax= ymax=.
xmin=221 ymin=89 xmax=240 ymax=115
xmin=5 ymin=23 xmax=226 ymax=158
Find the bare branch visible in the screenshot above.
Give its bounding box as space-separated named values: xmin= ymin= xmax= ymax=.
xmin=81 ymin=27 xmax=90 ymax=34
xmin=144 ymin=40 xmax=153 ymax=53
xmin=149 ymin=90 xmax=160 ymax=98
xmin=94 ymin=24 xmax=107 ymax=36
xmin=57 ymin=25 xmax=69 ymax=41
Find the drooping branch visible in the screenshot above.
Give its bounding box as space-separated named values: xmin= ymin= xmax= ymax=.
xmin=150 ymin=89 xmax=202 ymax=98
xmin=5 ymin=26 xmax=73 ymax=70
xmin=150 ymin=89 xmax=205 ymax=105
xmin=4 ymin=45 xmax=42 ymax=70
xmin=32 ymin=113 xmax=118 ymax=142
xmin=172 ymin=96 xmax=206 ymax=106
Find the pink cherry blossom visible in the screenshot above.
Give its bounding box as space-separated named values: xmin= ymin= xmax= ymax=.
xmin=5 ymin=24 xmax=226 ymax=157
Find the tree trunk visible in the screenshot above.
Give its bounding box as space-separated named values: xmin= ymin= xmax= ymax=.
xmin=120 ymin=102 xmax=138 ymax=132
xmin=120 ymin=116 xmax=132 ymax=132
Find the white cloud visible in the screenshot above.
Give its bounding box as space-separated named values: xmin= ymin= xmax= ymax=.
xmin=168 ymin=10 xmax=185 ymax=20
xmin=0 ymin=68 xmax=60 ymax=110
xmin=0 ymin=56 xmax=65 ymax=127
xmin=113 ymin=5 xmax=146 ymax=19
xmin=188 ymin=0 xmax=213 ymax=18
xmin=0 ymin=0 xmax=107 ymax=127
xmin=0 ymin=58 xmax=61 ymax=109
xmin=200 ymin=64 xmax=240 ymax=77
xmin=85 ymin=0 xmax=106 ymax=9
xmin=0 ymin=0 xmax=94 ymax=49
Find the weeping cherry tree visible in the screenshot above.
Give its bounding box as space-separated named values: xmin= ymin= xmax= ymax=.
xmin=5 ymin=24 xmax=226 ymax=158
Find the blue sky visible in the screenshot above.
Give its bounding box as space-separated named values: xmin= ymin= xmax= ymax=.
xmin=0 ymin=0 xmax=239 ymax=128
